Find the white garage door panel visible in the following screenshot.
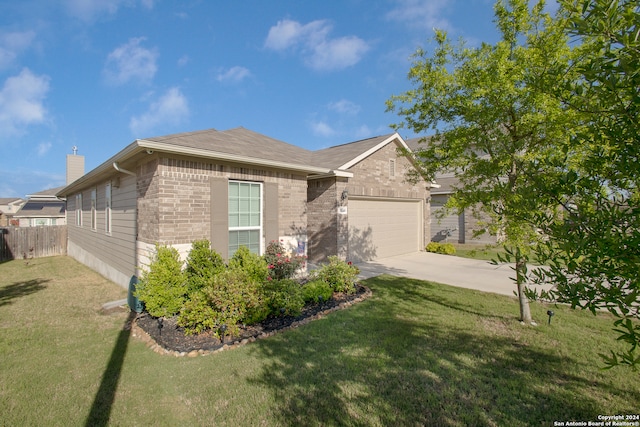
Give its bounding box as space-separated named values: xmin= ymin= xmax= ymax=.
xmin=349 ymin=198 xmax=422 ymax=262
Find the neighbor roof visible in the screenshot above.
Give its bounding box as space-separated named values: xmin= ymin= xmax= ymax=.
xmin=14 ymin=201 xmax=66 ymax=218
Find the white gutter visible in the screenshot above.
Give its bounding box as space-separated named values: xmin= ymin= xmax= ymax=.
xmin=113 ymin=162 xmax=136 ymax=176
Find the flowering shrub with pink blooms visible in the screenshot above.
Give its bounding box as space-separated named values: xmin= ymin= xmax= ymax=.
xmin=264 ymin=240 xmax=307 ymax=280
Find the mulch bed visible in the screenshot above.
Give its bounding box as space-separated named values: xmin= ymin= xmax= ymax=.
xmin=133 ymin=284 xmax=371 ymax=356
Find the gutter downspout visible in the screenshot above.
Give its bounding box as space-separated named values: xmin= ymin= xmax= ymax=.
xmin=113 ymin=162 xmax=136 ymax=176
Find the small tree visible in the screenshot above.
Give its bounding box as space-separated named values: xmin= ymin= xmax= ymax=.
xmin=528 ymin=0 xmax=640 ymax=368
xmin=387 ymin=0 xmax=577 ymax=323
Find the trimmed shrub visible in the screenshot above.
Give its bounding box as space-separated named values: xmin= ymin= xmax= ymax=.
xmin=311 ymin=256 xmax=359 ymax=294
xmin=263 ymin=279 xmax=305 ymax=317
xmin=264 ymin=240 xmax=306 ymax=280
xmin=228 ymin=246 xmax=269 ymax=283
xmin=185 ymin=239 xmax=225 ymax=293
xmin=177 ymin=268 xmax=266 ymax=337
xmin=425 ymin=242 xmax=456 ymax=255
xmin=135 ymin=245 xmax=187 ymax=318
xmin=301 ymin=279 xmax=333 ymax=304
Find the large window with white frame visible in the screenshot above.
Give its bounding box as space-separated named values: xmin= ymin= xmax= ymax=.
xmin=75 ymin=194 xmax=82 ymax=226
xmin=105 ymin=182 xmax=112 ymax=234
xmin=228 ymin=181 xmax=262 ymax=257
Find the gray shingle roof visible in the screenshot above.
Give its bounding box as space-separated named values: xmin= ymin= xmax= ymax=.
xmin=312 ymin=134 xmax=397 ymax=170
xmin=144 ymin=127 xmax=314 ymax=168
xmin=14 ymin=201 xmax=66 ymax=217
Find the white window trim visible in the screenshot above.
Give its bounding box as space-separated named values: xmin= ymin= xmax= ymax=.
xmin=228 ymin=181 xmax=263 ymax=255
xmin=90 ymin=188 xmax=97 ymax=231
xmin=76 ymin=194 xmax=83 ymax=227
xmin=105 ymin=182 xmax=112 ymax=235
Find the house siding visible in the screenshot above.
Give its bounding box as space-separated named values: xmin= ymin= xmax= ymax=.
xmin=67 ymin=174 xmax=137 ymax=288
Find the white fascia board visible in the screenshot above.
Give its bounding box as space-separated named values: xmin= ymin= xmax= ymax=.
xmin=337 ymin=133 xmax=406 ymax=170
xmin=138 ymin=140 xmax=330 ymax=175
xmin=307 ymin=170 xmax=354 ymax=180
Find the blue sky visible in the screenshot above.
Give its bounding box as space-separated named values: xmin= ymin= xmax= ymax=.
xmin=0 ymin=0 xmax=509 ymax=198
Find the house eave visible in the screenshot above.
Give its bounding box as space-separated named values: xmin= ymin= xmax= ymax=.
xmin=57 ymin=139 xmax=333 ymax=197
xmin=137 ymin=139 xmax=331 ymax=175
xmin=307 ymin=170 xmax=354 ymax=180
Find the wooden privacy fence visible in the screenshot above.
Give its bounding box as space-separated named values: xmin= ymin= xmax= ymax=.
xmin=0 ymin=226 xmax=68 ymax=261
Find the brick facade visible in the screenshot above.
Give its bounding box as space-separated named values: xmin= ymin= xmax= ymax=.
xmin=137 ymin=154 xmax=308 ymax=250
xmin=308 ymin=141 xmax=430 ymax=263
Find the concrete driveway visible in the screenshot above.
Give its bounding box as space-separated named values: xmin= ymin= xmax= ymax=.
xmin=356 ymin=251 xmax=525 ymax=297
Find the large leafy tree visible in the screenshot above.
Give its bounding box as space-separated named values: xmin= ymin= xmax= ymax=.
xmin=529 ymin=0 xmax=640 ymax=369
xmin=387 ymin=0 xmax=576 ymax=324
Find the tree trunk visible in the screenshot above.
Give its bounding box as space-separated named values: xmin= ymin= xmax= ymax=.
xmin=515 ymin=255 xmax=533 ymax=323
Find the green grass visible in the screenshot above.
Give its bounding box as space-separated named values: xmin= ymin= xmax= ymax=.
xmin=450 ymin=243 xmax=506 ymax=261
xmin=1 ymin=257 xmax=638 ymax=426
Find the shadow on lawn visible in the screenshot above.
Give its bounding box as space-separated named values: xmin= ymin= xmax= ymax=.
xmin=248 ymin=275 xmax=638 ymax=426
xmin=85 ymin=312 xmax=135 ymax=427
xmin=0 ymin=279 xmax=49 ymax=307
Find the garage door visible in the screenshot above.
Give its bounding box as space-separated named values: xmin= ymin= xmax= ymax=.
xmin=348 ymin=197 xmax=423 ymax=262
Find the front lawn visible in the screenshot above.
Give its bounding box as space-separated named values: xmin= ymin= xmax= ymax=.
xmin=0 ymin=257 xmax=637 ymax=426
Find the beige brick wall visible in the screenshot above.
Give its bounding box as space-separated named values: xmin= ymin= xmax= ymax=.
xmin=346 ymin=141 xmax=430 ymax=250
xmin=307 ymin=177 xmax=339 ymax=264
xmin=347 ymin=142 xmax=428 ymax=200
xmin=137 ymin=154 xmax=308 ymax=249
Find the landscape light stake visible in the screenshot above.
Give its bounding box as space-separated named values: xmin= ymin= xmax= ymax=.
xmin=157 ymin=317 xmax=164 ymax=336
xmin=219 ymin=324 xmax=227 ymax=344
xmin=547 ymin=310 xmax=555 ymax=325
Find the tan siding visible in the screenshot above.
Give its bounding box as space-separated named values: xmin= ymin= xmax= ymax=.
xmin=68 ymin=174 xmax=137 ymax=280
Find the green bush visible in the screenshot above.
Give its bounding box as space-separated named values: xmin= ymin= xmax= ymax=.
xmin=228 ymin=246 xmax=269 ymax=283
xmin=301 ymin=280 xmax=333 ymax=304
xmin=185 ymin=239 xmax=225 ymax=293
xmin=264 ymin=279 xmax=304 ymax=317
xmin=135 ymin=245 xmax=187 ymax=318
xmin=177 ymin=291 xmax=217 ymax=335
xmin=425 ymin=242 xmax=457 ymax=255
xmin=311 ymin=256 xmax=359 ymax=294
xmin=264 ymin=240 xmax=306 ymax=280
xmin=177 ymin=269 xmax=267 ymax=337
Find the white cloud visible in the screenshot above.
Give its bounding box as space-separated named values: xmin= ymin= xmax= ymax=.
xmin=0 ymin=68 xmax=50 ymax=138
xmin=0 ymin=31 xmax=37 ymax=70
xmin=386 ymin=0 xmax=452 ymax=32
xmin=130 ymin=87 xmax=189 ymax=136
xmin=310 ymin=121 xmax=336 ymax=137
xmin=265 ymin=19 xmax=369 ymax=71
xmin=104 ymin=37 xmax=158 ymax=85
xmin=328 ymin=99 xmax=361 ymax=115
xmin=65 ymin=0 xmax=122 ymax=21
xmin=65 ymin=0 xmax=154 ymax=22
xmin=37 ymin=142 xmax=52 ymax=157
xmin=216 ymin=66 xmax=251 ymax=83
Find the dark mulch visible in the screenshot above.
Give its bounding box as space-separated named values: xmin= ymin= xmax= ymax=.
xmin=136 ymin=284 xmax=370 ymax=353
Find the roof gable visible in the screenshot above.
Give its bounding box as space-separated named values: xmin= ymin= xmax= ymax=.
xmin=312 ymin=133 xmax=410 ymax=170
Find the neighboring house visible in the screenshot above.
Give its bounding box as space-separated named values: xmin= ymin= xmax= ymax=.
xmin=0 ymin=198 xmax=25 ymax=226
xmin=12 ymin=188 xmax=66 ymax=227
xmin=406 ymin=137 xmax=497 ymax=245
xmin=57 ymin=127 xmax=430 ymax=289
